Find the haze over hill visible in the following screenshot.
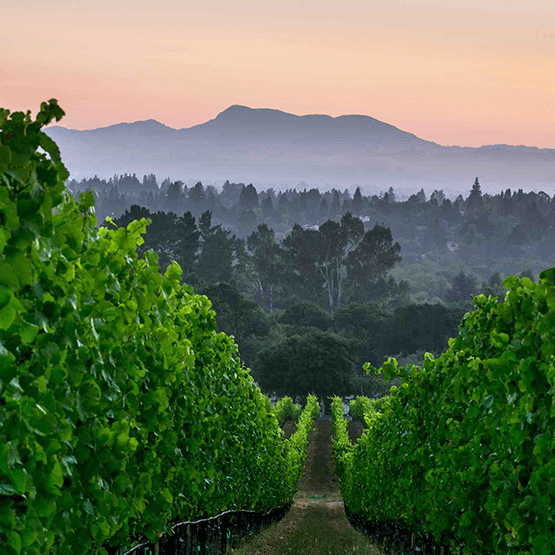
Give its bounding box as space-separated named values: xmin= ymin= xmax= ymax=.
xmin=46 ymin=105 xmax=555 ymax=196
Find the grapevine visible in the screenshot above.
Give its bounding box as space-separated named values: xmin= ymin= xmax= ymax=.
xmin=335 ymin=273 xmax=555 ymax=554
xmin=0 ymin=101 xmax=317 ymax=555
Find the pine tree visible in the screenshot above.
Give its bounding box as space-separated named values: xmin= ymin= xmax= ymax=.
xmin=466 ymin=177 xmax=483 ymax=215
xmin=352 ymin=187 xmax=363 ymax=215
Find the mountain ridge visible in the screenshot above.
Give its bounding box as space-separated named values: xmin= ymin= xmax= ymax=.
xmin=48 ymin=105 xmax=553 ymax=150
xmin=45 ymin=105 xmax=555 ymax=193
xmin=48 ymin=105 xmax=438 ymax=148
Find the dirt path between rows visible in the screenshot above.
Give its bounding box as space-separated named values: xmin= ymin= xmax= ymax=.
xmin=227 ymin=420 xmax=383 ymax=555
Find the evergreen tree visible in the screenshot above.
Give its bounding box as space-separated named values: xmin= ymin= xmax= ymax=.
xmin=466 ymin=177 xmax=483 ymax=215
xmin=188 ymin=181 xmax=206 ymax=206
xmin=331 ymin=190 xmax=341 ymax=218
xmin=220 ymin=180 xmax=244 ymax=207
xmin=261 ymin=195 xmax=275 ymax=219
xmin=388 ymin=186 xmax=396 ymax=203
xmin=238 ymin=183 xmax=259 ymax=210
xmin=444 ymin=271 xmax=477 ymax=303
xmin=352 ymin=187 xmax=363 ymax=215
xmin=196 ymin=211 xmax=235 ymax=283
xmin=141 ymin=173 xmax=159 ymax=192
xmin=431 ymin=189 xmax=445 ymax=206
xmin=416 ymin=188 xmax=427 ymax=203
xmin=175 ymin=211 xmax=201 ymax=277
xmin=165 ymin=180 xmax=183 ymax=206
xmin=319 ymin=198 xmax=329 ymax=220
xmin=305 ymin=188 xmax=321 ymax=216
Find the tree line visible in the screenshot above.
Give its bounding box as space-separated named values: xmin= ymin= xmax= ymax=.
xmin=114 ymin=208 xmax=406 ymax=314
xmin=92 ymin=176 xmax=555 ymax=403
xmin=112 ymin=208 xmax=470 ymax=402
xmin=71 ymin=176 xmax=555 ymax=294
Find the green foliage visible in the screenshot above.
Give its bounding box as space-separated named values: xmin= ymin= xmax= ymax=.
xmin=198 ymin=282 xmax=270 ymax=367
xmin=71 ymin=172 xmax=555 ymax=310
xmin=0 ymin=102 xmax=315 ymax=555
xmin=282 ymin=213 xmax=402 ymax=312
xmin=285 ymin=396 xmax=320 ymax=493
xmin=348 ymin=396 xmax=383 ymax=420
xmin=280 ymin=301 xmax=333 ymax=330
xmin=332 ymin=302 xmax=390 ymax=381
xmin=381 ymin=303 xmax=465 ymax=356
xmin=338 ymin=271 xmax=555 ymax=554
xmin=333 ymin=303 xmax=389 ymax=336
xmin=244 ymin=224 xmax=284 ymax=312
xmin=330 ymin=397 xmax=352 ymax=480
xmin=114 ymin=206 xmax=200 ymax=276
xmin=347 ymin=222 xmax=402 ymax=296
xmin=196 ymin=210 xmax=235 ymax=283
xmin=272 ymin=397 xmax=302 ymax=426
xmin=254 ymin=329 xmax=354 ymax=399
xmin=444 ymin=270 xmax=478 ymax=304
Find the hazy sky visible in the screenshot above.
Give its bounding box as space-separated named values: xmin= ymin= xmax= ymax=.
xmin=2 ymin=0 xmax=554 ymax=147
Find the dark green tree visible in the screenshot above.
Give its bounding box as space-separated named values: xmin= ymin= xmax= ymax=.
xmin=220 ymin=180 xmax=244 ymax=207
xmin=352 ymin=187 xmax=363 ymax=215
xmin=333 ymin=302 xmax=390 ymax=372
xmin=199 ymin=282 xmax=270 ymax=367
xmin=114 ymin=206 xmax=200 ymax=277
xmin=364 ymin=276 xmax=410 ymax=308
xmin=331 ymin=190 xmax=341 ymax=218
xmin=261 ymin=195 xmax=275 ymax=219
xmin=254 ymin=330 xmax=354 ymax=412
xmin=319 ymin=198 xmax=329 ymax=220
xmin=283 ymin=213 xmax=364 ymax=312
xmin=466 ymin=177 xmax=483 ymax=215
xmin=382 ymin=303 xmax=465 ymax=356
xmin=239 ymin=183 xmax=259 ymax=210
xmin=482 ymin=271 xmax=506 ymax=299
xmin=281 ymin=224 xmax=323 ymax=306
xmin=175 ymin=211 xmax=201 ymax=277
xmin=188 ymin=181 xmax=206 ymax=208
xmin=196 ymin=211 xmax=235 ymax=283
xmin=280 ymin=301 xmax=333 ymax=330
xmin=166 ymin=180 xmax=183 ymax=205
xmin=444 ymin=270 xmax=478 ymax=304
xmin=238 ymin=209 xmax=259 ymax=233
xmin=245 ymin=224 xmax=285 ymax=312
xmin=347 ymin=223 xmax=402 ymax=302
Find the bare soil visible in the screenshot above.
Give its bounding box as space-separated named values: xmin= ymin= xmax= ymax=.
xmin=281 ymin=420 xmax=297 ymax=440
xmin=227 ymin=420 xmax=383 ymax=555
xmin=347 ymin=419 xmax=365 ymax=443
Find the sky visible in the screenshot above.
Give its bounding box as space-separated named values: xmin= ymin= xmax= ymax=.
xmin=2 ymin=0 xmax=555 ymax=148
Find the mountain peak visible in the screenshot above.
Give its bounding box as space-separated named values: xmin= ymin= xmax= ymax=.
xmin=47 ymin=118 xmax=173 ymax=133
xmin=118 ymin=119 xmax=171 ymax=129
xmin=214 ymin=105 xmax=297 ymax=120
xmin=44 ymin=105 xmax=555 ymax=191
xmin=218 ymin=104 xmax=253 ymax=114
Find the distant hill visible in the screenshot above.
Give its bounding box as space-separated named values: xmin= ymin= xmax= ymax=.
xmin=46 ymin=105 xmax=555 ymax=195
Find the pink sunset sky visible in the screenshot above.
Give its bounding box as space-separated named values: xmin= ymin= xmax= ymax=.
xmin=2 ymin=0 xmax=554 ymax=148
